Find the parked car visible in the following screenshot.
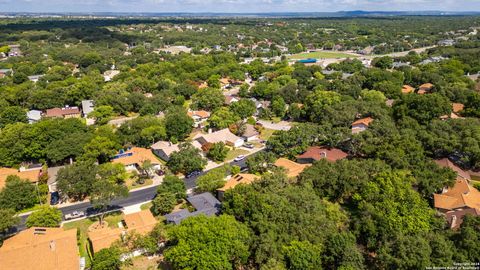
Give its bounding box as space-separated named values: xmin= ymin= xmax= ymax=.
xmin=186 ymin=171 xmax=201 ymax=178
xmin=64 ymin=211 xmax=85 ymax=220
xmin=156 ymin=170 xmax=165 ymax=176
xmin=50 ymin=191 xmax=59 ymax=205
xmin=244 ymin=143 xmax=254 ymax=149
xmin=234 ymin=155 xmax=246 ymax=162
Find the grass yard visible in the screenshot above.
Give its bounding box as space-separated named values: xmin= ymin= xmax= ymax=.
xmin=140 ymin=201 xmax=153 ymax=211
xmin=259 ymin=128 xmax=276 ymax=141
xmin=121 ymin=255 xmax=162 ymax=270
xmin=127 ymin=177 xmax=153 ymax=190
xmin=288 ymin=51 xmax=357 ymax=60
xmin=62 ymin=211 xmax=124 ymax=267
xmin=226 ymin=148 xmax=250 ymax=161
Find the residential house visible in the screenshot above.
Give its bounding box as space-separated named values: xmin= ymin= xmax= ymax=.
xmin=242 ymin=124 xmax=259 ymax=142
xmin=441 ymin=103 xmax=465 ymax=120
xmin=0 ymin=227 xmax=79 ymax=270
xmin=417 ymin=83 xmax=434 ymax=94
xmin=434 ymin=158 xmax=471 ymax=180
xmin=187 ymin=110 xmax=211 ymax=128
xmin=111 ymin=147 xmax=161 ymax=172
xmin=194 ymin=128 xmax=244 ymax=148
xmin=28 ymin=74 xmax=44 ymax=83
xmin=8 ymin=44 xmax=21 ymax=57
xmin=351 ymin=117 xmax=374 ymax=134
xmin=0 ymin=167 xmax=42 ymax=189
xmin=164 ymin=192 xmax=221 ymax=225
xmin=89 ymin=210 xmax=157 ymax=253
xmin=434 ymin=178 xmax=480 ymax=229
xmin=401 ymin=85 xmax=415 ymax=94
xmin=27 ymin=110 xmax=42 ymax=124
xmin=103 ymin=70 xmax=120 ymax=82
xmin=157 ymin=46 xmax=192 ymax=55
xmin=217 ymin=174 xmax=259 ymax=201
xmin=296 ymin=146 xmax=348 ymax=164
xmin=438 ymin=39 xmax=455 ymax=46
xmin=45 ymin=106 xmax=81 ymax=119
xmin=225 ymin=95 xmax=240 ymax=105
xmin=0 ymin=68 xmax=12 ymax=78
xmin=151 ymin=141 xmax=179 ymax=161
xmin=274 ymin=158 xmax=310 ymax=178
xmin=81 ymin=100 xmax=95 ymax=118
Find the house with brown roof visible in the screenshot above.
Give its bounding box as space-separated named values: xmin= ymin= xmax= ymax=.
xmin=217 ymin=174 xmax=259 ymax=200
xmin=417 ymin=83 xmax=434 ymax=94
xmin=194 ymin=128 xmax=244 ymax=148
xmin=89 ymin=210 xmax=157 ymax=253
xmin=452 ymin=103 xmax=464 ymax=113
xmin=434 ymin=178 xmax=480 ymax=213
xmin=434 ymin=158 xmax=471 ymax=180
xmin=111 ymin=147 xmax=161 ymax=172
xmin=274 ymin=158 xmax=310 ymax=178
xmin=296 ymin=146 xmax=348 ymax=164
xmin=151 ymin=141 xmax=179 ymax=161
xmin=188 ymin=110 xmax=211 ymax=128
xmin=0 ymin=227 xmax=79 ymax=270
xmin=351 ymin=117 xmax=374 ymax=134
xmin=0 ymin=167 xmax=42 ymax=189
xmin=45 ymin=106 xmax=81 ymax=119
xmin=242 ymin=124 xmax=259 ymax=142
xmin=401 ymin=85 xmax=415 ymax=94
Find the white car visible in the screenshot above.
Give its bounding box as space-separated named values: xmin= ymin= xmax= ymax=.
xmin=64 ymin=211 xmax=85 ymax=220
xmin=234 ymin=155 xmax=246 ymax=162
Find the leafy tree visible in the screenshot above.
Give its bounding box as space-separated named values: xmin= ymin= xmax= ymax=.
xmin=283 ymin=240 xmax=323 ymax=270
xmin=208 ymin=107 xmax=241 ymax=129
xmin=88 ymin=105 xmax=115 ymax=125
xmin=394 ymin=93 xmax=452 ymax=124
xmin=25 ymin=206 xmax=62 ymax=228
xmin=246 ymin=151 xmax=277 ymax=174
xmin=0 ymin=176 xmax=38 ymax=211
xmin=304 ymin=90 xmax=342 ymax=122
xmin=372 ymin=56 xmax=393 ymax=69
xmin=196 ymin=166 xmax=228 ymax=193
xmin=151 ymin=192 xmax=177 ymax=216
xmin=230 ymin=99 xmax=256 ymax=119
xmin=164 ymin=215 xmax=251 ymax=270
xmin=0 ymin=208 xmax=20 ymax=233
xmin=0 ymin=106 xmax=27 ymax=128
xmin=192 ymin=87 xmax=225 ymax=111
xmin=167 ymin=143 xmax=207 ymax=174
xmin=453 ymin=215 xmax=480 ymax=262
xmin=82 ymin=136 xmax=119 ymax=164
xmin=157 ymin=175 xmax=186 ymax=200
xmin=271 ymin=96 xmax=287 ymax=118
xmin=92 ymin=247 xmax=122 ymax=270
xmin=57 ymin=162 xmax=97 ymax=201
xmin=90 ymin=178 xmax=128 ymax=225
xmin=207 ymin=142 xmax=229 ymax=162
xmin=360 ymin=89 xmax=386 ymax=103
xmin=164 ymin=107 xmax=194 ymax=141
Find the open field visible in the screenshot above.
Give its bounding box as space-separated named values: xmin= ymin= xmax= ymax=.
xmin=288 ymin=51 xmax=358 ymax=60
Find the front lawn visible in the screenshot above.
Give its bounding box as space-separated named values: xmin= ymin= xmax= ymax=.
xmin=226 ymin=148 xmax=250 ymax=161
xmin=259 ymin=128 xmax=276 ymax=141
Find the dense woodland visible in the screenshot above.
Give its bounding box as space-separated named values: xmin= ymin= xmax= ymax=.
xmin=0 ymin=17 xmax=480 ymax=269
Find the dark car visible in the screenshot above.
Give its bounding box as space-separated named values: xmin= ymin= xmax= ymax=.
xmin=156 ymin=170 xmax=165 ymax=176
xmin=50 ymin=191 xmax=60 ymax=205
xmin=186 ymin=171 xmax=201 ymax=178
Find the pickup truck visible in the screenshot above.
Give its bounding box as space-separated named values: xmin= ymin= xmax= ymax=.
xmin=64 ymin=211 xmax=85 ymax=220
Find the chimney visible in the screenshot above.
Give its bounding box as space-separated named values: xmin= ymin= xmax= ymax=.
xmin=50 ymin=240 xmax=56 ymax=251
xmin=450 ymin=215 xmax=457 ymax=229
xmin=208 ymin=128 xmax=212 ymax=134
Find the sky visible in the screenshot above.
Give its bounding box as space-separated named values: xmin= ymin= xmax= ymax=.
xmin=0 ymin=0 xmax=479 ymax=13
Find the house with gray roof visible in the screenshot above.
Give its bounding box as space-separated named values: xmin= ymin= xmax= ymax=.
xmin=164 ymin=192 xmax=221 ymax=225
xmin=81 ymin=100 xmax=95 ymax=118
xmin=27 ymin=110 xmax=42 ymax=124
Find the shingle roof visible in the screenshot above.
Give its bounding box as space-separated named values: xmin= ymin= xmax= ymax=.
xmin=352 ymin=117 xmax=374 ymax=127
xmin=0 ymin=227 xmax=79 ymax=270
xmin=81 ymin=100 xmax=95 ymax=116
xmin=0 ymin=168 xmax=41 ymax=189
xmin=151 ymin=141 xmax=180 ymax=156
xmin=402 ymin=85 xmax=415 ymax=94
xmin=296 ymin=146 xmax=348 ymax=163
xmin=45 ymin=107 xmax=80 ymax=118
xmin=124 ymin=210 xmax=157 ymax=235
xmin=187 ymin=192 xmax=221 ymax=212
xmin=187 ymin=110 xmax=211 ymax=119
xmin=452 ymin=103 xmax=465 ymax=113
xmin=217 ymin=174 xmax=259 ymax=192
xmin=88 ymin=226 xmax=123 ymax=253
xmin=194 ymin=129 xmax=243 ymax=146
xmin=434 ymin=178 xmax=480 ymax=211
xmin=111 ymin=147 xmax=161 ymax=166
xmin=274 ymin=158 xmax=310 ymax=178
xmin=434 ymin=158 xmax=471 ymax=180
xmin=242 ymin=124 xmax=259 ymax=138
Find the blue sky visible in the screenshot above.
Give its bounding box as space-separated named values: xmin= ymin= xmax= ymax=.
xmin=0 ymin=0 xmax=479 ymax=13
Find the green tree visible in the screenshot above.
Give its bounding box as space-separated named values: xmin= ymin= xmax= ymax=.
xmin=90 ymin=178 xmax=128 ymax=225
xmin=164 ymin=215 xmax=251 ymax=270
xmin=230 ymin=99 xmax=256 ymax=119
xmin=0 ymin=208 xmax=20 ymax=233
xmin=0 ymin=176 xmax=38 ymax=211
xmin=82 ymin=136 xmax=119 ymax=164
xmin=207 ymin=142 xmax=229 ymax=162
xmin=165 ymin=107 xmax=194 ymax=141
xmin=167 ymin=143 xmax=207 ymax=174
xmin=246 ymin=151 xmax=277 ymax=174
xmin=196 ymin=166 xmax=228 ymax=193
xmin=208 ymin=107 xmax=241 ymax=129
xmin=283 ymin=240 xmax=323 ymax=270
xmin=192 ymin=87 xmax=225 ymax=111
xmin=92 ymin=247 xmax=122 ymax=270
xmin=25 ymin=206 xmax=62 ymax=228
xmin=151 ymin=192 xmax=177 ymax=216
xmin=372 ymin=56 xmax=393 ymax=69
xmin=156 ymin=175 xmax=186 ymax=200
xmin=304 ymin=90 xmax=342 ymax=122
xmin=88 ymin=105 xmax=115 ymax=125
xmin=271 ymin=96 xmax=287 ymax=118
xmin=0 ymin=106 xmax=27 ymax=128
xmin=360 ymin=89 xmax=386 ymax=103
xmin=57 ymin=162 xmax=97 ymax=201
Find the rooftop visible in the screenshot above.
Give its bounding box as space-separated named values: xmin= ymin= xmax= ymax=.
xmin=164 ymin=192 xmax=221 ymax=225
xmin=352 ymin=117 xmax=374 ymax=127
xmin=151 ymin=141 xmax=180 ymax=156
xmin=296 ymin=146 xmax=348 ymax=163
xmin=194 ymin=128 xmax=243 ymax=145
xmin=0 ymin=167 xmax=41 ymax=189
xmin=111 ymin=147 xmax=161 ymax=166
xmin=124 ymin=210 xmax=157 ymax=235
xmin=434 ymin=158 xmax=471 ymax=180
xmin=217 ymin=174 xmax=259 ymax=192
xmin=45 ymin=107 xmax=80 ymax=118
xmin=274 ymin=158 xmax=311 ymax=178
xmin=0 ymin=227 xmax=79 ymax=270
xmin=434 ymin=177 xmax=480 ymax=211
xmin=88 ymin=226 xmax=123 ymax=253
xmin=401 ymin=85 xmax=415 ymax=94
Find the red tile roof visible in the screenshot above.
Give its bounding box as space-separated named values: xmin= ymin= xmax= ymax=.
xmin=45 ymin=107 xmax=80 ymax=118
xmin=352 ymin=117 xmax=374 ymax=127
